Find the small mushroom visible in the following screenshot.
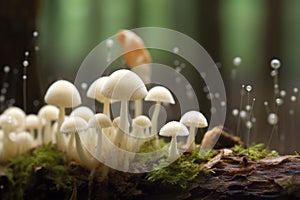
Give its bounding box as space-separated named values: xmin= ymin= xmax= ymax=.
xmin=159 ymin=121 xmax=189 ymax=161
xmin=87 ymin=77 xmax=112 ymax=118
xmin=25 ymin=114 xmax=43 ymax=145
xmin=60 ymin=116 xmax=94 ymax=169
xmin=180 ymin=111 xmax=208 ymax=152
xmin=44 ymin=80 xmax=81 ymax=151
xmin=101 ymin=69 xmax=148 ymax=149
xmin=16 ymin=131 xmax=35 ymax=155
xmin=38 ymin=105 xmax=59 ymax=144
xmin=3 ymin=106 xmax=26 ymax=132
xmin=70 ymin=106 xmax=94 ymax=122
xmin=131 ymin=115 xmax=151 ymax=151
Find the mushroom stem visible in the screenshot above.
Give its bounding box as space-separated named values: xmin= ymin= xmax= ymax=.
xmin=103 ymin=101 xmax=110 ymax=119
xmin=94 ymin=128 xmax=103 ymax=158
xmin=57 ymin=107 xmax=66 ymax=150
xmin=134 ymin=99 xmax=142 ymax=117
xmin=186 ymin=126 xmax=196 ymax=152
xmin=44 ymin=122 xmax=52 ymax=144
xmin=74 ymin=131 xmax=94 ymax=169
xmin=168 ymin=135 xmax=179 ymax=161
xmin=119 ymin=99 xmax=129 ymax=133
xmin=151 ymin=102 xmax=161 ymax=134
xmin=67 ymin=132 xmax=75 ymax=160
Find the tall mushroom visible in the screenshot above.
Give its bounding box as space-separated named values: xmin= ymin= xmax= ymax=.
xmin=44 ymin=80 xmax=81 ymax=151
xmin=159 ymin=121 xmax=189 ymax=161
xmin=117 ymin=30 xmax=152 ymax=117
xmin=101 ymin=69 xmax=148 ymax=148
xmin=38 ymin=105 xmax=59 ymax=144
xmin=87 ymin=77 xmax=112 ymax=118
xmin=180 ymin=111 xmax=208 ymax=152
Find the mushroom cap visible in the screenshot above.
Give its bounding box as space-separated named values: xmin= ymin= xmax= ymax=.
xmin=88 ymin=113 xmax=112 ymax=129
xmin=70 ymin=106 xmax=94 ymax=122
xmin=60 ymin=116 xmax=88 ymax=134
xmin=159 ymin=121 xmax=189 ymax=137
xmin=145 ymin=86 xmax=175 ymax=104
xmin=132 ymin=115 xmax=151 ymax=128
xmin=87 ymin=77 xmax=110 ymax=103
xmin=38 ymin=105 xmax=59 ymax=121
xmin=25 ymin=114 xmax=42 ymax=129
xmin=3 ymin=106 xmax=25 ymax=130
xmin=101 ymin=69 xmax=148 ymax=101
xmin=180 ymin=111 xmax=208 ymax=128
xmin=44 ymin=80 xmax=81 ymax=108
xmin=0 ymin=114 xmax=18 ymax=129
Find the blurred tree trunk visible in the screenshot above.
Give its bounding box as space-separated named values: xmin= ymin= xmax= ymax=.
xmin=0 ymin=0 xmax=42 ymax=113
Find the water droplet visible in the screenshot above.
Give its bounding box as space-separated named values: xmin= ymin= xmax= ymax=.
xmin=173 ymin=47 xmax=179 ymax=54
xmin=280 ymin=90 xmax=286 ymax=97
xmin=81 ymin=82 xmax=88 ymax=90
xmin=289 ymin=109 xmax=295 ymax=115
xmin=9 ymin=132 xmax=17 ymax=141
xmin=240 ymin=110 xmax=247 ymax=118
xmin=3 ymin=65 xmax=10 ymax=73
xmin=106 ymin=39 xmax=114 ymax=48
xmin=214 ymin=92 xmax=220 ymax=99
xmin=23 ymin=75 xmax=27 ymax=80
xmin=186 ymin=90 xmax=193 ymax=99
xmin=33 ymin=31 xmax=39 ymax=37
xmin=245 ymin=105 xmax=251 ymax=111
xmin=175 ymin=77 xmax=181 ymax=83
xmin=210 ymin=107 xmax=216 ymax=114
xmin=220 ymin=101 xmax=226 ymax=107
xmin=276 ymin=98 xmax=284 ymax=106
xmin=203 ymin=86 xmax=209 ymax=93
xmin=175 ymin=67 xmax=181 ymax=73
xmin=206 ymin=93 xmax=213 ymax=100
xmin=245 ymin=85 xmax=252 ymax=92
xmin=173 ymin=60 xmax=180 ymax=66
xmin=1 ymin=88 xmax=7 ymax=94
xmin=251 ymin=117 xmax=256 ymax=123
xmin=246 ymin=121 xmax=253 ymax=129
xmin=270 ymin=59 xmax=281 ymax=69
xmin=291 ymin=95 xmax=297 ymax=102
xmin=264 ymin=101 xmax=269 ymax=106
xmin=274 ymin=84 xmax=279 ymax=89
xmin=0 ymin=95 xmax=5 ymax=102
xmin=24 ymin=51 xmax=30 ymax=57
xmin=0 ymin=185 xmax=4 ymax=189
xmin=180 ymin=63 xmax=186 ymax=68
xmin=268 ymin=113 xmax=278 ymax=125
xmin=233 ymin=57 xmax=242 ymax=66
xmin=22 ymin=60 xmax=29 ymax=67
xmin=270 ymin=70 xmax=278 ymax=77
xmin=293 ymin=87 xmax=299 ymax=93
xmin=185 ymin=84 xmax=192 ymax=90
xmin=34 ymin=46 xmax=40 ymax=51
xmin=232 ymin=109 xmax=239 ymax=116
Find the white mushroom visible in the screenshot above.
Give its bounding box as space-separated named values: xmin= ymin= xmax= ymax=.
xmin=60 ymin=116 xmax=94 ymax=169
xmin=44 ymin=80 xmax=81 ymax=151
xmin=131 ymin=115 xmax=151 ymax=151
xmin=87 ymin=77 xmax=112 ymax=118
xmin=70 ymin=106 xmax=94 ymax=122
xmin=159 ymin=121 xmax=189 ymax=161
xmin=16 ymin=131 xmax=35 ymax=155
xmin=180 ymin=111 xmax=208 ymax=152
xmin=25 ymin=114 xmax=43 ymax=145
xmin=145 ymin=86 xmax=175 ymax=135
xmin=38 ymin=105 xmax=59 ymax=144
xmin=101 ymin=69 xmax=148 ymax=148
xmin=3 ymin=106 xmax=26 ymax=132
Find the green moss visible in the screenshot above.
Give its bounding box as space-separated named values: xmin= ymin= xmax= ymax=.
xmin=233 ymin=143 xmax=278 ymax=160
xmin=138 ymin=138 xmax=167 ymax=153
xmin=3 ymin=144 xmax=73 ymax=200
xmin=146 ymin=149 xmax=218 ymax=189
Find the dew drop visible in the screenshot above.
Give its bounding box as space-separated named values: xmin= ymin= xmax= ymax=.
xmin=24 ymin=51 xmax=30 ymax=57
xmin=293 ymin=87 xmax=299 ymax=93
xmin=233 ymin=57 xmax=242 ymax=66
xmin=186 ymin=90 xmax=194 ymax=99
xmin=220 ymin=101 xmax=226 ymax=107
xmin=106 ymin=39 xmax=114 ymax=48
xmin=291 ymin=95 xmax=297 ymax=102
xmin=289 ymin=109 xmax=295 ymax=115
xmin=268 ymin=113 xmax=278 ymax=125
xmin=246 ymin=121 xmax=253 ymax=129
xmin=0 ymin=185 xmax=3 ymax=189
xmin=1 ymin=88 xmax=7 ymax=94
xmin=175 ymin=77 xmax=181 ymax=83
xmin=251 ymin=117 xmax=256 ymax=123
xmin=210 ymin=107 xmax=216 ymax=114
xmin=270 ymin=59 xmax=281 ymax=69
xmin=173 ymin=47 xmax=179 ymax=54
xmin=23 ymin=75 xmax=27 ymax=80
xmin=34 ymin=46 xmax=40 ymax=51
xmin=3 ymin=82 xmax=9 ymax=88
xmin=185 ymin=84 xmax=192 ymax=90
xmin=240 ymin=110 xmax=247 ymax=118
xmin=3 ymin=65 xmax=10 ymax=73
xmin=0 ymin=95 xmax=5 ymax=102
xmin=280 ymin=90 xmax=286 ymax=97
xmin=232 ymin=109 xmax=239 ymax=116
xmin=274 ymin=84 xmax=279 ymax=89
xmin=276 ymin=98 xmax=284 ymax=106
xmin=245 ymin=105 xmax=251 ymax=111
xmin=9 ymin=132 xmax=17 ymax=142
xmin=175 ymin=67 xmax=181 ymax=73
xmin=81 ymin=82 xmax=88 ymax=90
xmin=22 ymin=60 xmax=29 ymax=67
xmin=264 ymin=101 xmax=268 ymax=106
xmin=270 ymin=70 xmax=278 ymax=77
xmin=33 ymin=31 xmax=39 ymax=37
xmin=173 ymin=60 xmax=180 ymax=66
xmin=214 ymin=92 xmax=220 ymax=99
xmin=245 ymin=85 xmax=252 ymax=92
xmin=206 ymin=93 xmax=213 ymax=100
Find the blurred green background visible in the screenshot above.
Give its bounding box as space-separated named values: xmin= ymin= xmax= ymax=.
xmin=1 ymin=0 xmax=300 ymax=153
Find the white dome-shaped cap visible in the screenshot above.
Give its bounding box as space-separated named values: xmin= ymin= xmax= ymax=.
xmin=87 ymin=77 xmax=110 ymax=103
xmin=60 ymin=116 xmax=88 ymax=134
xmin=0 ymin=114 xmax=18 ymax=129
xmin=25 ymin=114 xmax=42 ymax=129
xmin=180 ymin=111 xmax=208 ymax=128
xmin=159 ymin=121 xmax=189 ymax=137
xmin=3 ymin=106 xmax=25 ymax=130
xmin=88 ymin=113 xmax=112 ymax=129
xmin=70 ymin=106 xmax=94 ymax=122
xmin=132 ymin=115 xmax=151 ymax=128
xmin=101 ymin=69 xmax=148 ymax=101
xmin=145 ymin=86 xmax=175 ymax=104
xmin=38 ymin=105 xmax=59 ymax=121
xmin=44 ymin=80 xmax=81 ymax=108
